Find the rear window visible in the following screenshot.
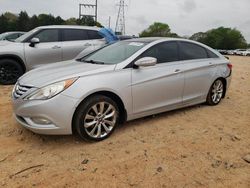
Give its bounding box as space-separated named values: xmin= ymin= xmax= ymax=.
xmin=63 ymin=29 xmax=88 ymax=41
xmin=87 ymin=30 xmax=103 ymax=40
xmin=207 ymin=49 xmax=219 ymax=58
xmin=179 ymin=42 xmax=208 ymax=60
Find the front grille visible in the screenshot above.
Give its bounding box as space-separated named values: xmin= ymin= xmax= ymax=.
xmin=13 ymin=83 xmax=33 ymax=99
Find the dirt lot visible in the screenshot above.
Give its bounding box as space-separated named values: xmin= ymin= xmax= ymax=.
xmin=0 ymin=56 xmax=249 ymax=188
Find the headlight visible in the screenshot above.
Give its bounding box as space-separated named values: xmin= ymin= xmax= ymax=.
xmin=24 ymin=78 xmax=77 ymax=100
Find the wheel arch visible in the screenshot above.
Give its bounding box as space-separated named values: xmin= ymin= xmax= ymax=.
xmin=0 ymin=54 xmax=26 ymax=72
xmin=213 ymin=77 xmax=227 ymax=98
xmin=72 ymin=90 xmax=127 ymax=134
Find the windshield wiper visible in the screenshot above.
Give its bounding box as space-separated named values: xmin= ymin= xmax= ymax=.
xmin=84 ymin=60 xmax=105 ymax=65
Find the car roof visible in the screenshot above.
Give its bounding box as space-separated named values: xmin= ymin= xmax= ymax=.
xmin=126 ymin=37 xmax=164 ymax=43
xmin=123 ymin=37 xmax=223 ymax=57
xmin=1 ymin=31 xmax=25 ymax=34
xmin=36 ymin=25 xmax=101 ymax=31
xmin=125 ymin=37 xmax=206 ymax=44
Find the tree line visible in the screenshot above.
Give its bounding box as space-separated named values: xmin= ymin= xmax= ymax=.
xmin=140 ymin=22 xmax=249 ymax=50
xmin=0 ymin=11 xmax=101 ymax=34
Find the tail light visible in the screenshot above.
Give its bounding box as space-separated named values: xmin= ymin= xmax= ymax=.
xmin=227 ymin=63 xmax=233 ymax=70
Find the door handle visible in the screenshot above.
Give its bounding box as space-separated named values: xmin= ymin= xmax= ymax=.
xmin=174 ymin=69 xmax=181 ymax=73
xmin=84 ymin=43 xmax=91 ymax=47
xmin=208 ymin=62 xmax=216 ymax=67
xmin=52 ymin=46 xmax=61 ymax=49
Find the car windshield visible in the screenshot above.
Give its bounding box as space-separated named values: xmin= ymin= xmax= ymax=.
xmin=15 ymin=28 xmax=39 ymax=42
xmin=0 ymin=33 xmax=8 ymax=40
xmin=81 ymin=41 xmax=147 ymax=65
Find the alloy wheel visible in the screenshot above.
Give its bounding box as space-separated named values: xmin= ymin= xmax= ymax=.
xmin=84 ymin=102 xmax=117 ymax=139
xmin=211 ymin=80 xmax=224 ymax=104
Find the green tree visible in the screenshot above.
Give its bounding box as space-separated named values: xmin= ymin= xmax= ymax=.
xmin=190 ymin=27 xmax=247 ymax=50
xmin=4 ymin=12 xmax=18 ymax=22
xmin=77 ymin=16 xmax=95 ymax=26
xmin=65 ymin=18 xmax=77 ymax=25
xmin=54 ymin=16 xmax=65 ymax=25
xmin=95 ymin=21 xmax=103 ymax=28
xmin=76 ymin=16 xmax=102 ymax=27
xmin=190 ymin=32 xmax=207 ymax=43
xmin=28 ymin=15 xmax=39 ymax=30
xmin=0 ymin=11 xmax=103 ymax=34
xmin=17 ymin=11 xmax=30 ymax=31
xmin=4 ymin=12 xmax=18 ymax=31
xmin=37 ymin=14 xmax=56 ymax=26
xmin=139 ymin=22 xmax=178 ymax=37
xmin=0 ymin=14 xmax=9 ymax=33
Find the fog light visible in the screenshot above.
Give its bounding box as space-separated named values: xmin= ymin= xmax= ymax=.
xmin=31 ymin=117 xmax=52 ymax=125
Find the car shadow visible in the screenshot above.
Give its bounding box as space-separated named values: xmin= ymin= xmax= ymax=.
xmin=116 ymin=103 xmax=207 ymax=132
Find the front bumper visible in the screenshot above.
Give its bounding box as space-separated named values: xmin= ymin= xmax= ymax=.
xmin=12 ymin=94 xmax=79 ymax=135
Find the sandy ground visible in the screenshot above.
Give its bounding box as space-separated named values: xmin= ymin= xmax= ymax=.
xmin=0 ymin=56 xmax=249 ymax=188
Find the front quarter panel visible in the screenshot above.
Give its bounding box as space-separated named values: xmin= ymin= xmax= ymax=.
xmin=0 ymin=42 xmax=25 ymax=64
xmin=62 ymin=68 xmax=132 ymax=117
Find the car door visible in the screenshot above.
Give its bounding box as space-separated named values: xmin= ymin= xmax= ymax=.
xmin=179 ymin=41 xmax=218 ymax=103
xmin=61 ymin=29 xmax=104 ymax=60
xmin=132 ymin=41 xmax=185 ymax=115
xmin=24 ymin=29 xmax=62 ymax=69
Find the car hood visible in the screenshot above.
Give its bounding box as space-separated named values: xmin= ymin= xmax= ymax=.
xmin=0 ymin=41 xmax=24 ymax=54
xmin=0 ymin=40 xmax=14 ymax=46
xmin=19 ymin=60 xmax=116 ymax=88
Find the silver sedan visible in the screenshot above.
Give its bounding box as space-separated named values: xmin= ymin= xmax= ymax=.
xmin=12 ymin=38 xmax=232 ymax=141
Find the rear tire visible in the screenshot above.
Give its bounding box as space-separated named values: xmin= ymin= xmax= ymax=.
xmin=73 ymin=95 xmax=120 ymax=142
xmin=0 ymin=59 xmax=24 ymax=85
xmin=206 ymin=79 xmax=224 ymax=106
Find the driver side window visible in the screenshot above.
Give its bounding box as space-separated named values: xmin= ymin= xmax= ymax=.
xmin=32 ymin=29 xmax=59 ymax=43
xmin=140 ymin=41 xmax=179 ymax=64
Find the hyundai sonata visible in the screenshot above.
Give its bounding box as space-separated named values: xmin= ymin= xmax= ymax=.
xmin=12 ymin=38 xmax=232 ymax=141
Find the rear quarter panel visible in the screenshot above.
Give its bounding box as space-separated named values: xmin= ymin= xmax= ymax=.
xmin=210 ymin=58 xmax=231 ymax=92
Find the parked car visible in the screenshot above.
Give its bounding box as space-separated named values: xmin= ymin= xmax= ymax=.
xmin=0 ymin=25 xmax=105 ymax=84
xmin=226 ymin=50 xmax=234 ymax=55
xmin=12 ymin=38 xmax=232 ymax=141
xmin=241 ymin=50 xmax=250 ymax=56
xmin=0 ymin=32 xmax=25 ymax=41
xmin=217 ymin=49 xmax=227 ymax=55
xmin=234 ymin=49 xmax=246 ymax=55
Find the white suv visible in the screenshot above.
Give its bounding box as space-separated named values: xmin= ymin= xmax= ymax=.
xmin=0 ymin=25 xmax=105 ymax=84
xmin=242 ymin=50 xmax=250 ymax=56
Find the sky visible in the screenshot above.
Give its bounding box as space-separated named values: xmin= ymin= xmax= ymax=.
xmin=0 ymin=0 xmax=249 ymax=42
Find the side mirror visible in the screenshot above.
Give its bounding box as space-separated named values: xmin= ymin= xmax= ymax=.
xmin=134 ymin=57 xmax=157 ymax=68
xmin=29 ymin=38 xmax=40 ymax=47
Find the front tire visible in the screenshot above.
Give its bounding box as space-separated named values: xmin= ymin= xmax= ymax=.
xmin=74 ymin=95 xmax=120 ymax=142
xmin=0 ymin=59 xmax=24 ymax=85
xmin=206 ymin=79 xmax=224 ymax=106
